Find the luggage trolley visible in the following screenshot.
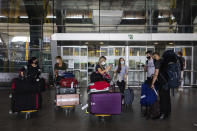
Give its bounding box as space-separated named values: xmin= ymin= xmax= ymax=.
xmin=9 ymin=91 xmax=39 ymax=120
xmin=54 ymin=71 xmax=80 ymax=114
xmin=9 ymin=76 xmax=44 ymax=120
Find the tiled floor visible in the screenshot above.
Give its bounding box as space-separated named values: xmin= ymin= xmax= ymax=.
xmin=0 ymin=87 xmax=197 ymax=131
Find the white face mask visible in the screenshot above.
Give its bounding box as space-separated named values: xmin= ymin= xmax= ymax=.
xmin=101 ymin=61 xmax=106 ymax=65
xmin=121 ymin=61 xmax=125 ymax=65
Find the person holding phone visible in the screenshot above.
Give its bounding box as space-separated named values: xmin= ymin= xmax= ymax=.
xmin=96 ymin=56 xmax=112 ymax=74
xmin=95 ymin=56 xmax=112 ymax=83
xmin=144 ymin=51 xmax=155 ymax=85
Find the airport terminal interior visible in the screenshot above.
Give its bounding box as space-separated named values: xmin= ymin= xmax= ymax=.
xmin=0 ymin=0 xmax=197 ymax=131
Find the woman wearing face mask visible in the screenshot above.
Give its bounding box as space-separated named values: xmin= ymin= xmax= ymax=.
xmin=54 ymin=56 xmax=67 ymax=77
xmin=27 ymin=57 xmax=41 ymax=80
xmin=114 ymin=58 xmax=128 ymax=95
xmin=95 ymin=56 xmax=112 ymax=75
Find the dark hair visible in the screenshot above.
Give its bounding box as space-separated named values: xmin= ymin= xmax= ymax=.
xmin=56 ymin=56 xmax=62 ymax=60
xmin=28 ymin=57 xmax=37 ymax=65
xmin=117 ymin=58 xmax=124 ymax=73
xmin=99 ymin=56 xmax=106 ymax=61
xmin=146 ymin=50 xmax=153 ymax=55
xmin=177 ymin=51 xmax=183 ymax=56
xmin=153 ymin=52 xmax=160 ymax=56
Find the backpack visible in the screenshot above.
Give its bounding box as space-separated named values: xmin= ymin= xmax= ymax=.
xmin=162 ymin=50 xmax=181 ymax=90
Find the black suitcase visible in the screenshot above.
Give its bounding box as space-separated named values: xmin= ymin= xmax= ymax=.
xmin=11 ymin=78 xmax=41 ymax=112
xmin=11 ymin=93 xmax=40 ymax=112
xmin=14 ymin=78 xmax=40 ymax=94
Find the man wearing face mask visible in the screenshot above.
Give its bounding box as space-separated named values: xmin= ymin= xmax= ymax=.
xmin=144 ymin=51 xmax=155 ymax=85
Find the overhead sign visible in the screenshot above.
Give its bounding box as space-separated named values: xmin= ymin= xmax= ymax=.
xmin=51 ymin=33 xmax=197 ymax=41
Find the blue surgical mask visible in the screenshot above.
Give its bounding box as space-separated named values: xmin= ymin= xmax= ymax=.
xmin=121 ymin=61 xmax=125 ymax=65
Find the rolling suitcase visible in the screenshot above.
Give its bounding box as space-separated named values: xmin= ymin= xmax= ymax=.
xmin=56 ymin=94 xmax=80 ymax=106
xmin=11 ymin=78 xmax=41 ymax=112
xmin=124 ymin=88 xmax=134 ymax=105
xmin=90 ymin=93 xmax=121 ymax=115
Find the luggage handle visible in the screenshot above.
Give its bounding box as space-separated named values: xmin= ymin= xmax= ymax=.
xmin=71 ymin=82 xmax=74 ymax=89
xmin=153 ymin=88 xmax=158 ymax=96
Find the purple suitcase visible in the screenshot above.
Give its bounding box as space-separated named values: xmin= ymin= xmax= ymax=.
xmin=90 ymin=93 xmax=121 ymax=115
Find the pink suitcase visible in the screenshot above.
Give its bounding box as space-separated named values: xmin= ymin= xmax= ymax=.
xmin=56 ymin=94 xmax=80 ymax=106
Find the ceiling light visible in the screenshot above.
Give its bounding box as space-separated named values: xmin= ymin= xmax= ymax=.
xmin=158 ymin=15 xmax=164 ymax=19
xmin=122 ymin=17 xmax=143 ymax=20
xmin=46 ymin=15 xmax=56 ymax=19
xmin=169 ymin=42 xmax=174 ymax=45
xmin=0 ymin=16 xmax=7 ymax=18
xmin=154 ymin=42 xmax=159 ymax=45
xmin=12 ymin=36 xmax=30 ymax=42
xmin=100 ymin=42 xmax=104 ymax=45
xmin=85 ymin=42 xmax=89 ymax=45
xmin=20 ymin=16 xmax=28 ymax=19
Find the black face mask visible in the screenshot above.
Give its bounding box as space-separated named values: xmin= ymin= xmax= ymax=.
xmin=35 ymin=61 xmax=39 ymax=65
xmin=147 ymin=56 xmax=151 ymax=60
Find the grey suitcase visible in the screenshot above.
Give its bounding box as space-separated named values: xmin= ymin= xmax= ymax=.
xmin=124 ymin=88 xmax=134 ymax=105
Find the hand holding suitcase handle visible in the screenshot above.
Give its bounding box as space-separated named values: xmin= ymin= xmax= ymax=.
xmin=151 ymin=85 xmax=160 ymax=101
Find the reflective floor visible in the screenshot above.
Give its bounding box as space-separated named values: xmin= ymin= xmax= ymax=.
xmin=0 ymin=87 xmax=197 ymax=131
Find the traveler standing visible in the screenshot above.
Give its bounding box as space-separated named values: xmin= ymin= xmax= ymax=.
xmin=152 ymin=52 xmax=171 ymax=120
xmin=114 ymin=58 xmax=128 ymax=95
xmin=144 ymin=51 xmax=155 ymax=85
xmin=177 ymin=51 xmax=185 ymax=91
